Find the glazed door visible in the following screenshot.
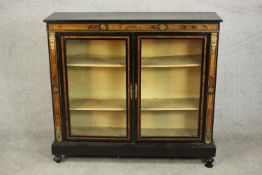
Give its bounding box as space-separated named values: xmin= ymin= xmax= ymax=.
xmin=60 ymin=34 xmax=131 ymax=141
xmin=136 ymin=33 xmax=208 ymax=141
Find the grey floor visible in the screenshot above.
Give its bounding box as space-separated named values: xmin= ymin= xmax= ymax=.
xmin=1 ymin=0 xmax=262 ymax=174
xmin=1 ymin=130 xmax=262 ymax=174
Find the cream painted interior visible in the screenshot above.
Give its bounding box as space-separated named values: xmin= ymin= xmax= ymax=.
xmin=66 ymin=38 xmax=203 ymax=138
xmin=70 ymin=111 xmax=126 ymax=136
xmin=140 ymin=38 xmax=203 ymax=137
xmin=66 ymin=39 xmax=127 ymax=137
xmin=66 ymin=39 xmax=126 ymax=57
xmin=67 ymin=67 xmax=126 ymax=99
xmin=66 ymin=39 xmax=126 ymax=99
xmin=141 ymin=67 xmax=201 ymax=99
xmin=141 ymin=111 xmax=199 ymax=137
xmin=141 ymin=39 xmax=202 ymax=57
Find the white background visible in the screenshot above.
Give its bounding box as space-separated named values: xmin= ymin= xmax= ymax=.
xmin=0 ymin=0 xmax=262 ymax=174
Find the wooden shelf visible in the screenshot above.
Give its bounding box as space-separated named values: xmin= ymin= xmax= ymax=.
xmin=69 ymin=98 xmax=198 ymax=111
xmin=67 ymin=54 xmax=125 ymax=67
xmin=66 ymin=54 xmax=201 ymax=68
xmin=142 ymin=55 xmax=202 ymax=68
xmin=69 ymin=99 xmax=126 ymax=111
xmin=141 ymin=98 xmax=199 ymax=111
xmin=71 ymin=127 xmax=126 ymax=137
xmin=141 ymin=128 xmax=198 ymax=137
xmin=71 ymin=127 xmax=197 ymax=137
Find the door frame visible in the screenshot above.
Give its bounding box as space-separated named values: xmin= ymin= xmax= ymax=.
xmin=134 ymin=32 xmax=210 ymax=142
xmin=56 ymin=32 xmax=133 ymax=142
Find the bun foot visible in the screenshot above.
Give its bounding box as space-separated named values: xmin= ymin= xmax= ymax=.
xmin=53 ymin=155 xmax=62 ymax=163
xmin=203 ymin=158 xmax=214 ymax=168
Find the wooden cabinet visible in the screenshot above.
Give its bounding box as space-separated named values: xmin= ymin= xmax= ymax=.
xmin=44 ymin=12 xmax=222 ymax=167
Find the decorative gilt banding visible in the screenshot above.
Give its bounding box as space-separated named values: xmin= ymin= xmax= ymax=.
xmin=48 ymin=24 xmax=219 ymax=32
xmin=159 ymin=24 xmax=167 ymax=30
xmin=211 ymin=33 xmax=217 ymax=54
xmin=49 ymin=32 xmax=56 ymax=50
xmin=99 ymin=24 xmax=108 ymax=30
xmin=205 ymin=128 xmax=212 ymax=144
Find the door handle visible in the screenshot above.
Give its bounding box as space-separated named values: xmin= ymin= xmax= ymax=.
xmin=130 ymin=84 xmax=133 ymax=100
xmin=135 ymin=83 xmax=138 ymax=99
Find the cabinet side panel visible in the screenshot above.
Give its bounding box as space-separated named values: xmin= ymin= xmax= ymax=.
xmin=205 ymin=33 xmax=218 ymax=144
xmin=48 ymin=32 xmax=63 ymax=142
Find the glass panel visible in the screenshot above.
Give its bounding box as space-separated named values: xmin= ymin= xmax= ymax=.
xmin=66 ymin=39 xmax=127 ymax=137
xmin=140 ymin=38 xmax=203 ymax=137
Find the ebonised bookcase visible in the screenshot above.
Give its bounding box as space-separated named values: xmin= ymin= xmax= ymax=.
xmin=44 ymin=12 xmax=222 ymax=167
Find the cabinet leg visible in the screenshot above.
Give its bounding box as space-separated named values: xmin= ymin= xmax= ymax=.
xmin=53 ymin=155 xmax=62 ymax=163
xmin=203 ymin=158 xmax=214 ymax=168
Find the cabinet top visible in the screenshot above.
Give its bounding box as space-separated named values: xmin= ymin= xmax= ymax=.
xmin=44 ymin=12 xmax=223 ymax=23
